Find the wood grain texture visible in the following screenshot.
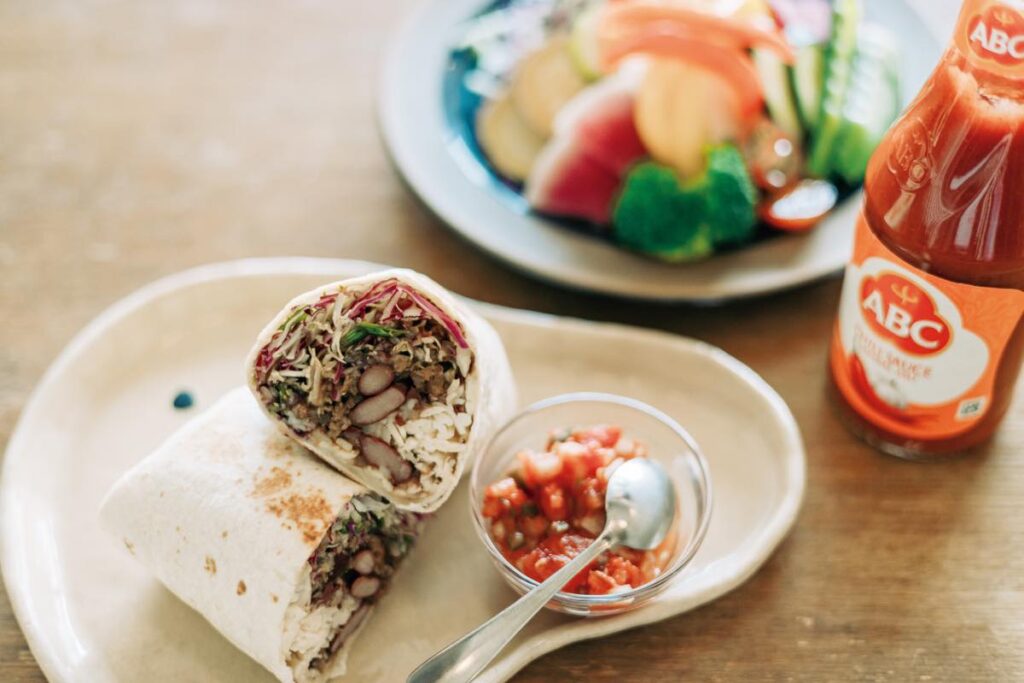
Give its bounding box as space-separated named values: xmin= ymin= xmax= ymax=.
xmin=1 ymin=0 xmax=1021 ymax=681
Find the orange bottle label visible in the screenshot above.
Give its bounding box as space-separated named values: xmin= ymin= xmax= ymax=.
xmin=956 ymin=0 xmax=1024 ymax=78
xmin=830 ymin=212 xmax=1024 ymax=441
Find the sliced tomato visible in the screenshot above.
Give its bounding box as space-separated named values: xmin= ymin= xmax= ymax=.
xmin=553 ymin=440 xmax=602 ymax=485
xmin=516 ymin=548 xmax=542 ymax=577
xmin=538 ymin=482 xmax=570 ymax=521
xmin=489 ymin=516 xmax=514 ymax=544
xmin=484 ymin=476 xmax=528 ymax=511
xmin=520 ymin=513 xmax=550 ymax=538
xmin=481 ymin=496 xmax=504 ymax=520
xmin=744 ymin=119 xmax=802 ymax=190
xmin=605 ymin=556 xmax=642 ymax=588
xmin=587 ymin=570 xmax=618 ymax=595
xmin=577 ymin=477 xmax=606 ymax=513
xmin=519 ymin=533 xmax=595 ymax=591
xmin=518 ymin=448 xmax=563 ymax=487
xmin=575 ymin=424 xmax=622 ymax=448
xmin=759 ymin=179 xmax=838 ymax=232
xmin=545 ymin=532 xmax=594 ymax=559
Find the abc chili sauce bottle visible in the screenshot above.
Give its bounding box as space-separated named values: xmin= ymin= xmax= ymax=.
xmin=828 ymin=0 xmax=1024 ymax=458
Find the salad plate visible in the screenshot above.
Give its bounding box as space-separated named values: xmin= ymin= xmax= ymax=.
xmin=1 ymin=258 xmax=804 ymax=682
xmin=379 ymin=0 xmax=941 ymax=302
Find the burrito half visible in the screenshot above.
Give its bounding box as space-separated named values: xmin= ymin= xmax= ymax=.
xmin=100 ymin=388 xmax=424 ymax=683
xmin=246 ymin=269 xmax=516 ymax=513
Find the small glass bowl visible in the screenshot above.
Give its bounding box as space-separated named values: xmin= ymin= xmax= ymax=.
xmin=469 ymin=392 xmax=712 ymax=616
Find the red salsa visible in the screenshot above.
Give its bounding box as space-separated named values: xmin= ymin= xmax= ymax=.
xmin=481 ymin=425 xmax=675 ymax=595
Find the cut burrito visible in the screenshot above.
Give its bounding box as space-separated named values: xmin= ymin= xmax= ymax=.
xmin=100 ymin=388 xmax=424 ymax=683
xmin=246 ymin=269 xmax=516 ymax=513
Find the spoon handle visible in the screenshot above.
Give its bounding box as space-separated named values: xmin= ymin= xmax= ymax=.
xmin=407 ymin=528 xmax=616 ymax=683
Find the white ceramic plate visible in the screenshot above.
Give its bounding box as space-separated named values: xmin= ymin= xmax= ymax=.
xmin=378 ymin=0 xmax=941 ymax=302
xmin=1 ymin=259 xmax=805 ymax=682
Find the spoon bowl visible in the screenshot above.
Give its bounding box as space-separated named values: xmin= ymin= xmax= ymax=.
xmin=606 ymin=458 xmax=678 ymax=550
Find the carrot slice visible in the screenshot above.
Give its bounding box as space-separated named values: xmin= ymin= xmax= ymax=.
xmin=599 ymin=27 xmax=764 ymax=121
xmin=600 ymin=0 xmax=795 ymax=63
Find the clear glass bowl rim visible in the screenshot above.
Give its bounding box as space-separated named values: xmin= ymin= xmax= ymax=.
xmin=469 ymin=391 xmax=714 ymax=608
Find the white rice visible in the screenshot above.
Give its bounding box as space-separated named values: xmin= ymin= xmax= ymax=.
xmin=361 ymin=376 xmax=474 ymax=494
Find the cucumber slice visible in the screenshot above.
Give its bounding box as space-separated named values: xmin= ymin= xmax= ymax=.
xmin=568 ymin=1 xmax=605 ymax=82
xmin=806 ymin=0 xmax=862 ymax=178
xmin=830 ymin=25 xmax=901 ymax=184
xmin=511 ymin=37 xmax=587 ymax=137
xmin=476 ymin=91 xmax=547 ymax=181
xmin=791 ymin=44 xmax=824 ymax=131
xmin=753 ymin=48 xmax=803 ymax=140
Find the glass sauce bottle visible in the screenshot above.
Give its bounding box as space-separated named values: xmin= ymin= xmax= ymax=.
xmin=828 ymin=0 xmax=1024 ymax=458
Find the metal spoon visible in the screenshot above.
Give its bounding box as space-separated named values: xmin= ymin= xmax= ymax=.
xmin=407 ymin=458 xmax=677 ymax=683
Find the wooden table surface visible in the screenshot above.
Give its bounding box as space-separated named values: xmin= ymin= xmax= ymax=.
xmin=2 ymin=1 xmax=1021 ymax=681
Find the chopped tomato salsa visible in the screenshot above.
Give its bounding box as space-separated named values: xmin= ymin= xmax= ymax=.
xmin=482 ymin=425 xmax=674 ymax=595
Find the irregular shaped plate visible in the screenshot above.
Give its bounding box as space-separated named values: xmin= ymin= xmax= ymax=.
xmin=1 ymin=259 xmax=804 ymax=681
xmin=378 ymin=0 xmax=940 ymax=301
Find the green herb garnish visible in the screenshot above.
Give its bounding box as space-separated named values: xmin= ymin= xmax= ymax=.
xmin=341 ymin=322 xmax=405 ymax=347
xmin=274 ymin=384 xmax=293 ymax=409
xmin=278 ymin=307 xmax=309 ymax=332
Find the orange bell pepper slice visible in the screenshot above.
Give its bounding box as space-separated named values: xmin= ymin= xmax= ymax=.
xmin=599 ymin=26 xmax=765 ymax=121
xmin=600 ymin=0 xmax=795 ymax=64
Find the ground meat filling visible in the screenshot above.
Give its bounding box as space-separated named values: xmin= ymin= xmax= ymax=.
xmin=306 ymin=495 xmax=423 ymax=673
xmin=254 ymin=280 xmax=474 ymax=488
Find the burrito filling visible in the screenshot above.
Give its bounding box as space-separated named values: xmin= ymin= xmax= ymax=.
xmin=286 ymin=494 xmax=424 ymax=677
xmin=253 ymin=279 xmax=475 ymax=495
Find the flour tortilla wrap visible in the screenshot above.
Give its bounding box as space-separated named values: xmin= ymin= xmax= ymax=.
xmin=246 ymin=269 xmax=516 ymax=513
xmin=100 ymin=388 xmax=423 ymax=683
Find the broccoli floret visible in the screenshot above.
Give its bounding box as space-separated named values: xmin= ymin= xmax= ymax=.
xmin=612 ymin=163 xmax=712 ymax=262
xmin=612 ymin=145 xmax=758 ymax=261
xmin=700 ymin=144 xmax=758 ymax=246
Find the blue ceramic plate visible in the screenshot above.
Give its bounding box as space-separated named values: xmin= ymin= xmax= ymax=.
xmin=379 ymin=0 xmax=942 ymax=301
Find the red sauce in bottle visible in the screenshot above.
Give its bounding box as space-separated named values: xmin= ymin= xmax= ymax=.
xmin=828 ymin=0 xmax=1024 ymax=458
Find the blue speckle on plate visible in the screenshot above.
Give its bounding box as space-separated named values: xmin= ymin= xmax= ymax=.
xmin=172 ymin=391 xmax=194 ymax=410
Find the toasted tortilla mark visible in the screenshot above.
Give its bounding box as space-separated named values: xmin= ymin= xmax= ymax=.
xmin=266 ymin=440 xmax=292 ymax=460
xmin=204 ymin=556 xmax=217 ymax=575
xmin=221 ymin=530 xmax=228 ymax=539
xmin=265 ymin=492 xmax=333 ymax=544
xmin=236 ymin=581 xmax=247 ymax=596
xmin=123 ymin=539 xmax=135 ymax=555
xmin=251 ymin=466 xmax=293 ymax=498
xmin=271 ymin=594 xmax=279 ymax=603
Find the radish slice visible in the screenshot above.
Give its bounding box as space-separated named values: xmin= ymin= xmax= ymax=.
xmin=344 ymin=279 xmax=469 ymax=348
xmin=347 ymin=281 xmax=399 ymax=319
xmin=359 ymin=434 xmax=414 ymax=483
xmin=760 ymin=179 xmax=838 ymax=232
xmin=358 ymin=365 xmax=395 ymax=396
xmin=350 ymin=386 xmax=406 ymax=426
xmin=400 ymin=286 xmax=469 ymax=349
